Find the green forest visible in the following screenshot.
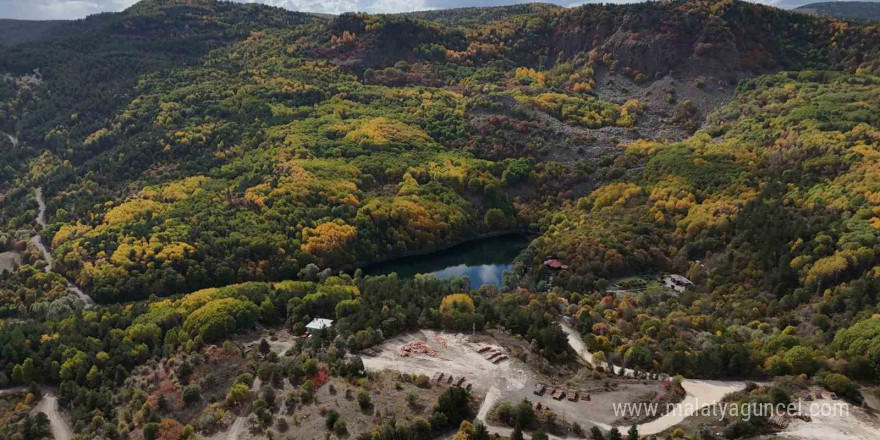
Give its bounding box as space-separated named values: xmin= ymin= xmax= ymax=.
xmin=0 ymin=0 xmax=879 ymax=439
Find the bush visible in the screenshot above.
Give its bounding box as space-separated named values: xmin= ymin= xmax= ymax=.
xmin=357 ymin=390 xmax=372 ymax=409
xmin=325 ymin=410 xmax=340 ymax=429
xmin=430 ymin=411 xmax=448 ymax=430
xmin=821 ymin=373 xmax=862 ymax=403
xmin=143 ymin=422 xmax=159 ymax=440
xmin=722 ymin=420 xmax=756 ymax=439
xmin=183 ymin=384 xmax=202 ymax=405
xmin=334 ymin=419 xmax=348 ymax=435
xmin=225 ymin=383 xmax=251 ymax=407
xmin=769 ymin=387 xmax=790 ymax=406
xmin=234 ymin=373 xmax=254 ymax=387
xmin=512 ymin=399 xmax=535 ymax=428
xmin=495 ymin=401 xmax=513 ymax=425
xmin=437 ymin=387 xmax=471 ymax=426
xmin=261 ymin=385 xmax=276 ymax=406
xmin=415 ymin=374 xmax=431 ymax=388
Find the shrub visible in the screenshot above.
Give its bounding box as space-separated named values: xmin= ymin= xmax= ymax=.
xmin=143 ymin=422 xmax=159 ymax=440
xmin=821 ymin=373 xmax=862 ymax=403
xmin=357 ymin=390 xmax=372 ymax=409
xmin=325 ymin=410 xmax=340 ymax=429
xmin=183 ymin=384 xmax=202 ymax=405
xmin=334 ymin=419 xmax=347 ymax=436
xmin=276 ymin=417 xmax=289 ymax=432
xmin=722 ymin=420 xmax=756 ymax=439
xmin=769 ymin=387 xmax=790 ymax=406
xmin=225 ymin=383 xmax=251 ymax=407
xmin=415 ymin=374 xmax=431 ymax=388
xmin=437 ymin=387 xmax=471 ymax=426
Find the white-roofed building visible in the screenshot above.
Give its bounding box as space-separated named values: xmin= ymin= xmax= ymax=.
xmin=306 ymin=318 xmax=333 ymax=333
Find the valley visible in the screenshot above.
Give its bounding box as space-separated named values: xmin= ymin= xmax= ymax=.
xmin=0 ymin=1 xmax=878 ymax=440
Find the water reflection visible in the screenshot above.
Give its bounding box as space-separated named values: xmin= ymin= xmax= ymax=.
xmin=364 ymin=234 xmax=530 ymax=289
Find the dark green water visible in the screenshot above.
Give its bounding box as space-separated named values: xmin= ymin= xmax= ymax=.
xmin=364 ymin=234 xmax=531 ymax=289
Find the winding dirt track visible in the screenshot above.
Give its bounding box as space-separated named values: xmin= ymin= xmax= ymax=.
xmin=559 ymin=321 xmax=751 ymax=435
xmin=0 ymin=130 xmax=17 ymax=148
xmin=31 ymin=188 xmax=94 ymax=307
xmin=34 ymin=393 xmax=72 ymax=440
xmin=0 ymin=389 xmax=72 ymax=440
xmin=453 ymin=323 xmax=752 ymax=438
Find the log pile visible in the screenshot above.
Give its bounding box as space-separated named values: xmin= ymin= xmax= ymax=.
xmin=398 ymin=340 xmax=437 ymax=357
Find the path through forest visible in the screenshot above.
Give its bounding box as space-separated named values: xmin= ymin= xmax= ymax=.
xmin=31 ymin=187 xmax=94 ymax=307
xmin=0 ymin=388 xmax=72 ymax=440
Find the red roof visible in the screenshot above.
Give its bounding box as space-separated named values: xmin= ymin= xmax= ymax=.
xmin=543 ymin=259 xmax=569 ymax=270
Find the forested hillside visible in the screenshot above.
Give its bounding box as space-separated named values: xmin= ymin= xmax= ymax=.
xmin=796 ymin=1 xmax=880 ymax=21
xmin=0 ymin=1 xmax=879 ymax=439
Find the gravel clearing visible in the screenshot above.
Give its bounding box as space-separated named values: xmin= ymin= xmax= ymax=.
xmin=762 ymin=394 xmax=880 ymax=440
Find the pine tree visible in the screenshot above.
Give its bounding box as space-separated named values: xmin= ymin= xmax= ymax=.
xmin=511 ymin=426 xmax=525 ymax=440
xmin=608 ymin=427 xmax=623 ymax=440
xmin=627 ymin=424 xmax=639 ymax=440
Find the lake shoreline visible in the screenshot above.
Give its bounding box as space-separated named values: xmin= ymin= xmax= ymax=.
xmin=355 ymin=228 xmax=538 ymax=271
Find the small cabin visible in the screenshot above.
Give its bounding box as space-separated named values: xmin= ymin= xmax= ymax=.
xmin=306 ymin=318 xmax=334 ymax=334
xmin=543 ymin=259 xmax=569 ymax=270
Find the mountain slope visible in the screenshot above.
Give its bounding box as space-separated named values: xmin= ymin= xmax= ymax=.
xmin=0 ymin=19 xmax=67 ymax=47
xmin=796 ymin=1 xmax=880 ymax=21
xmin=0 ymin=0 xmax=876 ymax=303
xmin=0 ymin=2 xmax=879 ymax=440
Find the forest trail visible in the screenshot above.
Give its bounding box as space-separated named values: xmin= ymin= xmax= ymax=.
xmin=0 ymin=389 xmax=73 ymax=440
xmin=31 ymin=187 xmax=95 ymax=307
xmin=0 ymin=130 xmax=17 ymax=148
xmin=34 ymin=393 xmax=72 ymax=440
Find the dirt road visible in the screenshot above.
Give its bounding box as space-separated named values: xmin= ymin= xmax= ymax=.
xmin=30 ymin=188 xmax=95 ymax=308
xmin=1 ymin=386 xmax=72 ymax=440
xmin=560 ymin=320 xmax=634 ymax=377
xmin=362 ymin=325 xmax=754 ymax=438
xmin=560 ymin=320 xmax=751 ymax=435
xmin=0 ymin=130 xmax=17 ymax=148
xmin=34 ymin=393 xmax=72 ymax=440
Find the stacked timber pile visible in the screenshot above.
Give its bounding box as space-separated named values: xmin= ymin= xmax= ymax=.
xmin=398 ymin=341 xmax=437 ymax=357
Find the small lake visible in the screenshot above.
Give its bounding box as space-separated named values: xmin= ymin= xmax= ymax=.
xmin=364 ymin=234 xmax=531 ymax=289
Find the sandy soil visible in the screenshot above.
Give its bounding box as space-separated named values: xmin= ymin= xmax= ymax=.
xmin=34 ymin=187 xmax=47 ymax=228
xmin=625 ymin=379 xmax=750 ymax=435
xmin=241 ymin=329 xmax=296 ymax=355
xmin=0 ymin=386 xmax=28 ymax=395
xmin=363 ymin=329 xmax=666 ymax=439
xmin=763 ymin=394 xmax=880 ymax=440
xmin=362 ymin=330 xmax=528 ymax=394
xmin=225 ymin=415 xmax=247 ymax=440
xmin=0 ymin=251 xmax=20 ymax=272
